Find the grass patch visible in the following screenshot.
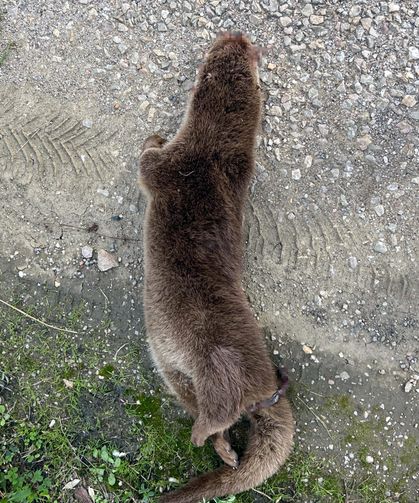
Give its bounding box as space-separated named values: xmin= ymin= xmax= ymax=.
xmin=0 ymin=295 xmax=410 ymax=502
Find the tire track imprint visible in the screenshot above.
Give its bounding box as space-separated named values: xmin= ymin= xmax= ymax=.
xmin=0 ymin=89 xmax=116 ymax=181
xmin=246 ymin=199 xmax=416 ymax=304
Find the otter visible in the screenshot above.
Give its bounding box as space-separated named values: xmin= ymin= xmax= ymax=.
xmin=139 ymin=32 xmax=295 ymax=503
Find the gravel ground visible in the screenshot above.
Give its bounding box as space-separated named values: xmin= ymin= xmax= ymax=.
xmin=0 ymin=0 xmax=418 ymax=501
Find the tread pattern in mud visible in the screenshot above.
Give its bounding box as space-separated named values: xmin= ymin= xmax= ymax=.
xmin=0 ymin=90 xmax=115 ymax=182
xmin=246 ymin=199 xmax=417 ymax=305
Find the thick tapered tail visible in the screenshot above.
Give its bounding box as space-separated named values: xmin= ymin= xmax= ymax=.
xmin=159 ymin=398 xmax=295 ymax=503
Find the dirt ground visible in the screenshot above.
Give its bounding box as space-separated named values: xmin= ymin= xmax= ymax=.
xmin=0 ymin=1 xmax=418 ymax=502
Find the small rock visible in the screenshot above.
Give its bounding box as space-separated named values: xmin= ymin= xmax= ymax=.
xmin=361 ymin=18 xmax=372 ymax=30
xmin=340 ymin=371 xmax=350 ymax=380
xmin=408 ymin=47 xmax=419 ymax=60
xmin=365 ymin=455 xmax=374 ymax=464
xmin=63 ymin=479 xmax=80 ymax=490
xmin=374 ymin=204 xmax=384 ymax=216
xmin=374 ymin=241 xmax=388 ymax=254
xmin=139 ymin=100 xmax=150 ymax=112
xmin=280 ymin=16 xmax=292 ymax=27
xmin=301 ymin=4 xmax=314 ymax=17
xmin=267 ymin=0 xmax=278 ymax=13
xmin=388 ymin=3 xmax=400 ymax=12
xmin=82 ymin=119 xmax=93 ymax=128
xmin=270 ymin=105 xmax=282 ymax=116
xmin=310 ymin=15 xmax=324 ymax=25
xmin=291 ymin=168 xmax=301 ymax=180
xmin=98 ymin=250 xmax=119 ymax=272
xmin=401 ymin=95 xmax=416 ymax=107
xmin=157 ymin=22 xmax=167 ymax=32
xmin=348 ymin=256 xmax=358 ymax=269
xmin=304 ymin=155 xmax=313 ymax=168
xmin=303 ymin=344 xmax=313 ymax=354
xmin=404 ymin=380 xmax=414 ymax=393
xmin=357 ymin=134 xmax=372 ymax=150
xmin=97 ymin=188 xmax=109 ymax=197
xmin=81 ymin=245 xmax=93 ymax=259
xmin=182 ymin=80 xmax=194 ymax=92
xmin=349 ymin=6 xmax=361 ymax=17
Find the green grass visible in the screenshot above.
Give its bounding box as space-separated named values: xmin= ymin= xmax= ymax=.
xmin=0 ymin=295 xmax=410 ymax=502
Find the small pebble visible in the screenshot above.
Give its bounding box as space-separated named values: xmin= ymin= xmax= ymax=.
xmin=408 ymin=47 xmax=419 ymax=60
xmin=348 ymin=256 xmax=358 ymax=269
xmin=81 ymin=245 xmax=93 ymax=259
xmin=374 ymin=241 xmax=388 ymax=254
xmin=292 ymin=168 xmax=301 ymax=180
xmin=401 ymin=95 xmax=416 ymax=108
xmin=310 ymin=15 xmax=324 ymax=25
xmin=374 ymin=205 xmax=384 ymax=216
xmin=98 ymin=250 xmax=118 ymax=272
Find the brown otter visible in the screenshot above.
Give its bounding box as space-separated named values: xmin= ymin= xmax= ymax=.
xmin=139 ymin=32 xmax=294 ymax=503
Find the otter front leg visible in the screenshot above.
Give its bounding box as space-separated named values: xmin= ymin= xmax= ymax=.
xmin=139 ymin=135 xmax=167 ymax=193
xmin=141 ymin=133 xmax=167 ymax=153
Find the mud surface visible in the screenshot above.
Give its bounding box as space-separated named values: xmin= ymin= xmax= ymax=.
xmin=0 ymin=0 xmax=418 ymax=500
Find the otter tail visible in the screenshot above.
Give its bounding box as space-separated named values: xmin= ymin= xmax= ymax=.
xmin=159 ymin=398 xmax=295 ymax=503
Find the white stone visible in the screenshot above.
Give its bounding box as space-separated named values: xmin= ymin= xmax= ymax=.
xmin=374 ymin=204 xmax=384 ymax=216
xmin=408 ymin=47 xmax=419 ymax=60
xmin=349 ymin=6 xmax=361 ymax=17
xmin=301 ymin=4 xmax=313 ymax=17
xmin=374 ymin=241 xmax=388 ymax=254
xmin=348 ymin=256 xmax=358 ymax=269
xmin=292 ymin=168 xmax=301 ymax=180
xmin=81 ymin=245 xmax=93 ymax=259
xmin=310 ymin=15 xmax=324 ymax=25
xmin=365 ymin=455 xmax=374 ymax=464
xmin=280 ymin=17 xmax=292 ymax=27
xmin=304 ymin=155 xmax=313 ymax=168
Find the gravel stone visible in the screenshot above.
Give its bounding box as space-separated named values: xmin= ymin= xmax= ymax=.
xmin=374 ymin=241 xmax=388 ymax=254
xmin=349 ymin=6 xmax=361 ymax=17
xmin=310 ymin=15 xmax=324 ymax=25
xmin=301 ymin=4 xmax=314 ymax=17
xmin=401 ymin=95 xmax=416 ymax=107
xmin=348 ymin=256 xmax=358 ymax=269
xmin=374 ymin=205 xmax=385 ymax=216
xmin=292 ymin=168 xmax=301 ymax=180
xmin=81 ymin=245 xmax=93 ymax=259
xmin=97 ymin=250 xmax=118 ymax=272
xmin=408 ymin=47 xmax=419 ymax=60
xmin=280 ymin=17 xmax=292 ymax=27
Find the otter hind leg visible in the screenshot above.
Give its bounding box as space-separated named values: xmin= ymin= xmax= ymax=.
xmin=160 ymin=367 xmax=238 ymax=467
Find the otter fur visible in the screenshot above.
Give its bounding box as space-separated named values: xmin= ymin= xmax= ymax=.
xmin=139 ymin=32 xmax=295 ymax=503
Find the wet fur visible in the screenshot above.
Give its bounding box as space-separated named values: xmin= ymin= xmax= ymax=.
xmin=139 ymin=33 xmax=295 ymax=502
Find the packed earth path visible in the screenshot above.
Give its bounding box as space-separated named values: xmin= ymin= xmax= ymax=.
xmin=0 ymin=1 xmax=418 ymax=502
